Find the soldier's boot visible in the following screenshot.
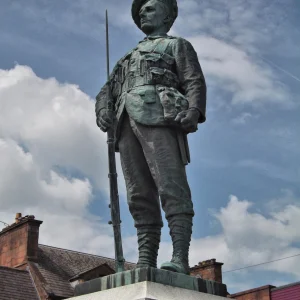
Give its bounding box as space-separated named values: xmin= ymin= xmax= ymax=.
xmin=160 ymin=215 xmax=192 ymax=275
xmin=136 ymin=226 xmax=161 ymax=268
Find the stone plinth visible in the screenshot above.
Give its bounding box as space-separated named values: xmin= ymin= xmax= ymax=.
xmin=71 ymin=281 xmax=229 ymax=300
xmin=74 ymin=267 xmax=227 ymax=298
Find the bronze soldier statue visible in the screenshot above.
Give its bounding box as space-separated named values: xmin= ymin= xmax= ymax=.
xmin=96 ymin=0 xmax=206 ymax=275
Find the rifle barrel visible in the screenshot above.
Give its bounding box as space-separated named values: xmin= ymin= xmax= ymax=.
xmin=105 ymin=10 xmax=125 ymax=273
xmin=106 ymin=10 xmax=110 ymax=80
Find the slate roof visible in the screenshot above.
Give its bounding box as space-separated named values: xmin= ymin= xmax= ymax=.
xmin=0 ymin=266 xmax=39 ymax=300
xmin=34 ymin=244 xmax=136 ymax=298
xmin=69 ymin=263 xmax=115 ymax=281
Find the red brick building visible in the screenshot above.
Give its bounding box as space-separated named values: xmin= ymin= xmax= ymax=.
xmin=228 ymin=282 xmax=300 ymax=300
xmin=0 ymin=213 xmax=225 ymax=299
xmin=0 ymin=214 xmax=136 ymax=299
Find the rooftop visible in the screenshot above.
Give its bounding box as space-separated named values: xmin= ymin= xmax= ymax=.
xmin=33 ymin=244 xmax=135 ymax=298
xmin=0 ymin=266 xmax=39 ymax=300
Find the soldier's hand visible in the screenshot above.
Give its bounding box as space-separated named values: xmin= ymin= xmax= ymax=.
xmin=175 ymin=109 xmax=199 ymax=133
xmin=96 ymin=109 xmax=113 ymax=132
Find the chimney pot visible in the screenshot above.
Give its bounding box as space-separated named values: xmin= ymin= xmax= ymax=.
xmin=15 ymin=213 xmax=22 ymax=223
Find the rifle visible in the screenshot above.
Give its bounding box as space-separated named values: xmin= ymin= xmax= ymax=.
xmin=105 ymin=10 xmax=125 ymax=273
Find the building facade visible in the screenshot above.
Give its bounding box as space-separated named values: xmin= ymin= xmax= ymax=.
xmin=228 ymin=282 xmax=300 ymax=300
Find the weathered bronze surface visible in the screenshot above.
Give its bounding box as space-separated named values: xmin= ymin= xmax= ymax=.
xmin=105 ymin=9 xmax=125 ymax=273
xmin=96 ymin=0 xmax=206 ymax=275
xmin=74 ymin=268 xmax=227 ymax=297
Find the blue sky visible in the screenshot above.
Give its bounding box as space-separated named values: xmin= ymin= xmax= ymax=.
xmin=0 ymin=0 xmax=299 ymax=294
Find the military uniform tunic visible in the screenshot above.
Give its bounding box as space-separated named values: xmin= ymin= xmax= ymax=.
xmin=96 ymin=34 xmax=206 ymax=228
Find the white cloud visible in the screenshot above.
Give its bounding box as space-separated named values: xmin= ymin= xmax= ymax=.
xmin=0 ymin=139 xmax=91 ymax=212
xmin=0 ymin=65 xmax=131 ymax=259
xmin=170 ymin=1 xmax=297 ymax=110
xmin=204 ymin=194 xmax=300 ymax=277
xmin=0 ymin=65 xmax=109 ymax=190
xmin=154 ymin=193 xmax=300 ymax=281
xmin=232 ymin=112 xmax=254 ymax=125
xmin=0 ymin=137 xmax=114 ymax=254
xmin=188 ymin=36 xmax=290 ymax=106
xmin=175 ymin=0 xmax=296 ymax=53
xmin=217 ymin=195 xmax=300 ymax=249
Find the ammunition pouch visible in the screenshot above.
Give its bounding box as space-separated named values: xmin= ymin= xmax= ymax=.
xmin=156 ymin=85 xmax=189 ymax=122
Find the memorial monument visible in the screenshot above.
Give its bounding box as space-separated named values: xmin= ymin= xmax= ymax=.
xmin=97 ymin=0 xmax=206 ymax=275
xmin=71 ymin=0 xmax=228 ymax=299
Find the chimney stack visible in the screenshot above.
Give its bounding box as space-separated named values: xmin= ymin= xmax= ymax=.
xmin=190 ymin=259 xmax=224 ymax=283
xmin=0 ymin=213 xmax=43 ymax=269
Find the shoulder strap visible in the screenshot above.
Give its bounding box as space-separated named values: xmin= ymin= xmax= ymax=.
xmin=152 ymin=38 xmax=174 ymax=55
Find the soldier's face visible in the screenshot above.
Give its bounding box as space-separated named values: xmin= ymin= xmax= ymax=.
xmin=139 ymin=0 xmax=168 ymax=34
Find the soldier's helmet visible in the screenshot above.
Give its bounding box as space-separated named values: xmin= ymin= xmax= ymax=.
xmin=132 ymin=0 xmax=178 ymax=31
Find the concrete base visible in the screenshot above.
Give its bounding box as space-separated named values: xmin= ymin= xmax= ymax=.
xmin=70 ymin=281 xmax=229 ymax=300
